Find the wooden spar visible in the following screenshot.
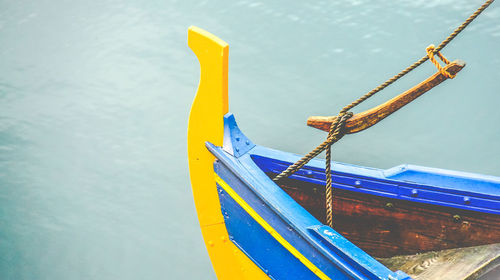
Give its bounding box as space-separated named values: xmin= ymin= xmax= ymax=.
xmin=307 ymin=60 xmax=466 ymax=134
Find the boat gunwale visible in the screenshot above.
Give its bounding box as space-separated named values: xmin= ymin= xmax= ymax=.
xmin=248 ymin=148 xmax=500 ymax=215
xmin=208 ymin=142 xmax=409 ymax=280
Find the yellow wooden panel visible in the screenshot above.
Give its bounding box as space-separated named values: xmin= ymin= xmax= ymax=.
xmin=187 ymin=26 xmax=269 ymax=280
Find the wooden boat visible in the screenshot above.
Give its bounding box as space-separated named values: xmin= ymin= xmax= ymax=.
xmin=187 ymin=26 xmax=500 ymax=280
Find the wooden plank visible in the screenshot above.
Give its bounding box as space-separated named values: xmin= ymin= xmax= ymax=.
xmin=275 ymin=176 xmax=500 ymax=258
xmin=307 ymin=60 xmax=465 ymax=134
xmin=378 ymin=243 xmax=500 ymax=280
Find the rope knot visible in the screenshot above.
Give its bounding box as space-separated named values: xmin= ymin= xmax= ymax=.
xmin=426 ymin=44 xmax=456 ymax=79
xmin=327 ymin=111 xmax=353 ymax=141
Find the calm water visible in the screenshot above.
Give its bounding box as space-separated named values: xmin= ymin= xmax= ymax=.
xmin=0 ymin=0 xmax=499 ymax=279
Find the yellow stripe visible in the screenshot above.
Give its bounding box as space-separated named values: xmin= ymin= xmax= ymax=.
xmin=214 ymin=173 xmax=331 ymax=280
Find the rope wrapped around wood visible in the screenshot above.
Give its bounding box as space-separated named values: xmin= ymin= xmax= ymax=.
xmin=426 ymin=44 xmax=456 ymax=79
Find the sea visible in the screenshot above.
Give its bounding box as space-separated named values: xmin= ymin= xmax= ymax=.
xmin=0 ymin=0 xmax=499 ymax=279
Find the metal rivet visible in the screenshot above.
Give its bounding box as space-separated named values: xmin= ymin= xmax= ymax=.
xmin=453 ymin=214 xmax=461 ymax=222
xmin=235 ymin=147 xmax=239 ymax=152
xmin=235 ymin=137 xmax=240 ymax=141
xmin=208 ymin=241 xmax=215 ymax=247
xmin=385 ymin=202 xmax=394 ymax=210
xmin=354 ymin=180 xmax=361 ymax=187
xmin=245 ymin=140 xmax=250 ymax=145
xmin=306 ymin=170 xmax=313 ymax=176
xmin=411 ymin=189 xmax=418 ymax=197
xmin=463 ymin=196 xmax=471 ymax=204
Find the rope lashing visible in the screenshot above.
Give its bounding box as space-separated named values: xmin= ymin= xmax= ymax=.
xmin=324 ymin=112 xmax=352 ymax=227
xmin=272 ymin=112 xmax=353 ymax=183
xmin=426 ymin=44 xmax=456 ymax=79
xmin=273 ymin=0 xmax=494 ymax=228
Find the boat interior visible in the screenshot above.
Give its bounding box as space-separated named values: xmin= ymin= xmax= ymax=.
xmin=251 ymin=154 xmax=500 ymax=279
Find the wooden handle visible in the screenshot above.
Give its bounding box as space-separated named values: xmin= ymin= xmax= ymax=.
xmin=307 ymin=60 xmax=466 ymax=134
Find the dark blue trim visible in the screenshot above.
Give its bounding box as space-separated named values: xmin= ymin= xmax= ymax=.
xmin=250 ymin=154 xmax=499 ymax=215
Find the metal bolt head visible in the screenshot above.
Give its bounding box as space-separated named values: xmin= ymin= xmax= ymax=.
xmin=463 ymin=196 xmax=471 ymax=204
xmin=453 ymin=214 xmax=461 ymax=222
xmin=385 ymin=202 xmax=394 ymax=210
xmin=411 ymin=189 xmax=418 ymax=197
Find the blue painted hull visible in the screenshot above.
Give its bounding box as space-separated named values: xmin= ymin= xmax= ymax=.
xmin=206 ymin=113 xmax=500 ymax=280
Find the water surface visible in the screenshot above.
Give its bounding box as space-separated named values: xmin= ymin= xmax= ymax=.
xmin=0 ymin=0 xmax=499 ymax=279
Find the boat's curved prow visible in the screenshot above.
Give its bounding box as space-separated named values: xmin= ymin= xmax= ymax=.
xmin=187 ymin=26 xmax=269 ymax=279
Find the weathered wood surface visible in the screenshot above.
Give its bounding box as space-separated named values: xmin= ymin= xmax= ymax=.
xmin=378 ymin=243 xmax=500 ymax=280
xmin=275 ymin=176 xmax=500 ymax=258
xmin=307 ymin=60 xmax=465 ymax=134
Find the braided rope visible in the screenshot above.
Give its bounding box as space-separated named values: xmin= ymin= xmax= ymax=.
xmin=272 ymin=112 xmax=353 ymax=182
xmin=426 ymin=44 xmax=455 ymax=79
xmin=324 ymin=112 xmax=351 ymax=226
xmin=338 ymin=0 xmax=494 ymax=115
xmin=273 ymin=0 xmax=494 ymax=228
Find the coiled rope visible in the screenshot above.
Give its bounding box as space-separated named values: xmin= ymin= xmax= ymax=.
xmin=273 ymin=0 xmax=495 ymax=228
